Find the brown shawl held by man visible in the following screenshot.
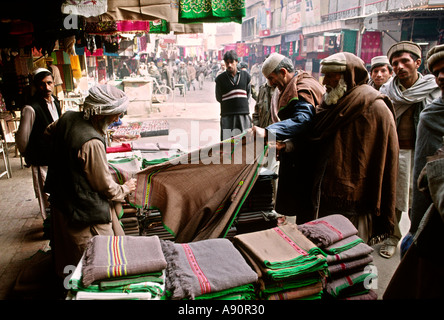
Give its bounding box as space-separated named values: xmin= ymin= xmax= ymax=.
xmin=129 ymin=130 xmax=268 ymax=243
xmin=309 ymin=52 xmax=399 ymax=243
xmin=277 ymin=70 xmax=325 ymax=115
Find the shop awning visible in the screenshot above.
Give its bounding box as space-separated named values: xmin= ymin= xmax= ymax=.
xmin=262 ymin=35 xmax=281 ymax=47
xmin=302 ymin=20 xmax=346 ymax=36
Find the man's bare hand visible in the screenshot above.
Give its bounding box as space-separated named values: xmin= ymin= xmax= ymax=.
xmin=124 ymin=178 xmax=137 ymax=193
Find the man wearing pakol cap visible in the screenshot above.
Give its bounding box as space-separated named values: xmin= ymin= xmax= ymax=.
xmin=252 ymin=52 xmax=325 ymax=221
xmin=16 ymin=68 xmax=62 ymax=222
xmin=404 ymin=44 xmax=444 ymax=255
xmin=379 ymin=41 xmax=441 ymax=258
xmin=44 ymin=84 xmax=136 ymax=279
xmin=297 ymin=52 xmax=399 ymax=244
xmin=384 ymin=44 xmax=444 ymax=299
xmin=215 ymin=50 xmax=252 ymax=140
xmin=368 ymin=55 xmax=393 ymax=90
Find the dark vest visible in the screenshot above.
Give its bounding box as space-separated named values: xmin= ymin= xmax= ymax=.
xmin=216 ymin=70 xmax=250 ymax=116
xmin=25 ymin=96 xmax=61 ymax=166
xmin=45 ymin=111 xmax=110 ymax=226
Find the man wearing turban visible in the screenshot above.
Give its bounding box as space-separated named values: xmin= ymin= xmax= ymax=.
xmin=301 ymin=52 xmax=399 ymax=244
xmin=44 ymin=84 xmax=136 ymax=279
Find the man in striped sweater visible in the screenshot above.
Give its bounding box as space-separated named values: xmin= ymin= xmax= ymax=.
xmin=215 ymin=50 xmax=252 ymax=140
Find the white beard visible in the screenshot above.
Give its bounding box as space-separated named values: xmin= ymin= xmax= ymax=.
xmin=324 ymin=78 xmax=347 ymax=105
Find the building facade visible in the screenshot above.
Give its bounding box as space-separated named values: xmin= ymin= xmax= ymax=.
xmin=240 ymin=0 xmax=444 ymax=78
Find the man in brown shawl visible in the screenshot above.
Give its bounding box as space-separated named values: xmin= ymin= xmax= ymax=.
xmin=302 ymin=52 xmax=399 ymax=244
xmin=252 ymin=53 xmax=325 ymax=220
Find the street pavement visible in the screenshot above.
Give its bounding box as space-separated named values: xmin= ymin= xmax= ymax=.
xmin=0 ymin=78 xmax=408 ymax=300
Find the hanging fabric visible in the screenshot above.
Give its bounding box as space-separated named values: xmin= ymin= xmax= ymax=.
xmin=61 ymin=0 xmax=108 ymax=17
xmin=178 ymin=0 xmax=246 ymax=24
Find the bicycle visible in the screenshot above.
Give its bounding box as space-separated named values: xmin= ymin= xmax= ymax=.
xmin=151 ymin=77 xmax=173 ymax=103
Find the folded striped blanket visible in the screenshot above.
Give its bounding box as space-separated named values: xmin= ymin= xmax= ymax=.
xmin=69 ymin=257 xmax=165 ymax=299
xmin=326 ymin=241 xmax=374 ymax=264
xmin=325 ymin=269 xmax=377 ymax=298
xmin=327 ymin=254 xmax=374 ymax=277
xmin=265 ymin=281 xmax=323 ymax=300
xmin=233 ymin=224 xmax=327 ymax=282
xmin=161 ymin=238 xmax=258 ymax=300
xmin=298 ymin=214 xmax=358 ymax=248
xmin=81 ymin=235 xmax=167 ymax=287
xmin=323 ymin=235 xmax=365 ymax=255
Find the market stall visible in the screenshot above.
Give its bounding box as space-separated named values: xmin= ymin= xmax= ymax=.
xmin=61 ymin=129 xmax=379 ymax=301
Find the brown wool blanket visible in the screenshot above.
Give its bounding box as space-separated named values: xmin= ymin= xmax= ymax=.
xmin=233 ymin=224 xmax=327 ymax=282
xmin=323 ymin=235 xmax=365 ymax=255
xmin=325 ymin=269 xmax=377 ymax=298
xmin=266 ymin=281 xmax=323 ymax=300
xmin=161 ymin=238 xmax=258 ymax=300
xmin=81 ymin=235 xmax=167 ymax=287
xmin=327 ymin=254 xmax=373 ymax=277
xmin=129 ymin=130 xmax=267 ymax=243
xmin=326 ymin=240 xmax=374 ymax=264
xmin=298 ymin=214 xmax=358 ymax=248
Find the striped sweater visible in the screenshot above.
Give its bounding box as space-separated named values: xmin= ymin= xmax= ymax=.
xmin=215 ymin=69 xmax=251 ymax=116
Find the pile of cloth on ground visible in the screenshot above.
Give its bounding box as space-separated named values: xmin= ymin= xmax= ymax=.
xmin=233 ymin=223 xmax=328 ymax=300
xmin=67 ymin=235 xmax=167 ymax=300
xmin=161 ymin=238 xmax=258 ymax=300
xmin=298 ymin=214 xmax=378 ymax=300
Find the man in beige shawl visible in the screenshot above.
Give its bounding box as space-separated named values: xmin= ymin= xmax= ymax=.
xmin=298 ymin=52 xmax=399 ymax=244
xmin=379 ymin=41 xmax=440 ymax=258
xmin=44 ymin=84 xmax=136 ymax=279
xmin=252 ymin=53 xmax=325 ymax=222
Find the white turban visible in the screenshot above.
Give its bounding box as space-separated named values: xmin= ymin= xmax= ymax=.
xmin=262 ymin=53 xmax=286 ymax=77
xmin=83 ymin=84 xmax=129 ymax=120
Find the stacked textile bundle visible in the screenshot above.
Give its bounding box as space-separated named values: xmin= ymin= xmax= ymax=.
xmin=161 ymin=238 xmax=258 ymax=300
xmin=110 ymin=120 xmax=169 ymax=142
xmin=233 ymin=224 xmax=328 ymax=300
xmin=234 ymin=170 xmax=279 ymax=235
xmin=120 ymin=205 xmax=139 ymax=236
xmin=298 ymin=214 xmax=377 ymax=300
xmin=68 ymin=235 xmax=167 ymax=300
xmin=140 ymin=209 xmax=175 ymax=241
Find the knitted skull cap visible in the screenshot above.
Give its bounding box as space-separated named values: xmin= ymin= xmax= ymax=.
xmin=387 ymin=41 xmax=422 ymax=63
xmin=426 ymin=44 xmax=444 ymax=72
xmin=262 ymin=53 xmax=285 ymax=77
xmin=320 ymin=52 xmax=347 ymax=73
xmin=371 ymin=55 xmax=390 ymax=70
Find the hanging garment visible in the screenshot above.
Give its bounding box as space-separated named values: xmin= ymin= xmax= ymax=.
xmin=178 ymin=0 xmax=246 ymax=23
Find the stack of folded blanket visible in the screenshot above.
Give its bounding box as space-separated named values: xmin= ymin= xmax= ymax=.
xmin=233 ymin=224 xmax=328 ymax=300
xmin=140 ymin=209 xmax=175 ymax=241
xmin=234 ymin=170 xmax=279 ymax=236
xmin=110 ymin=120 xmax=169 ymax=142
xmin=120 ymin=205 xmax=139 ymax=236
xmin=161 ymin=238 xmax=258 ymax=300
xmin=68 ymin=235 xmax=167 ymax=300
xmin=298 ymin=214 xmax=377 ymax=300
